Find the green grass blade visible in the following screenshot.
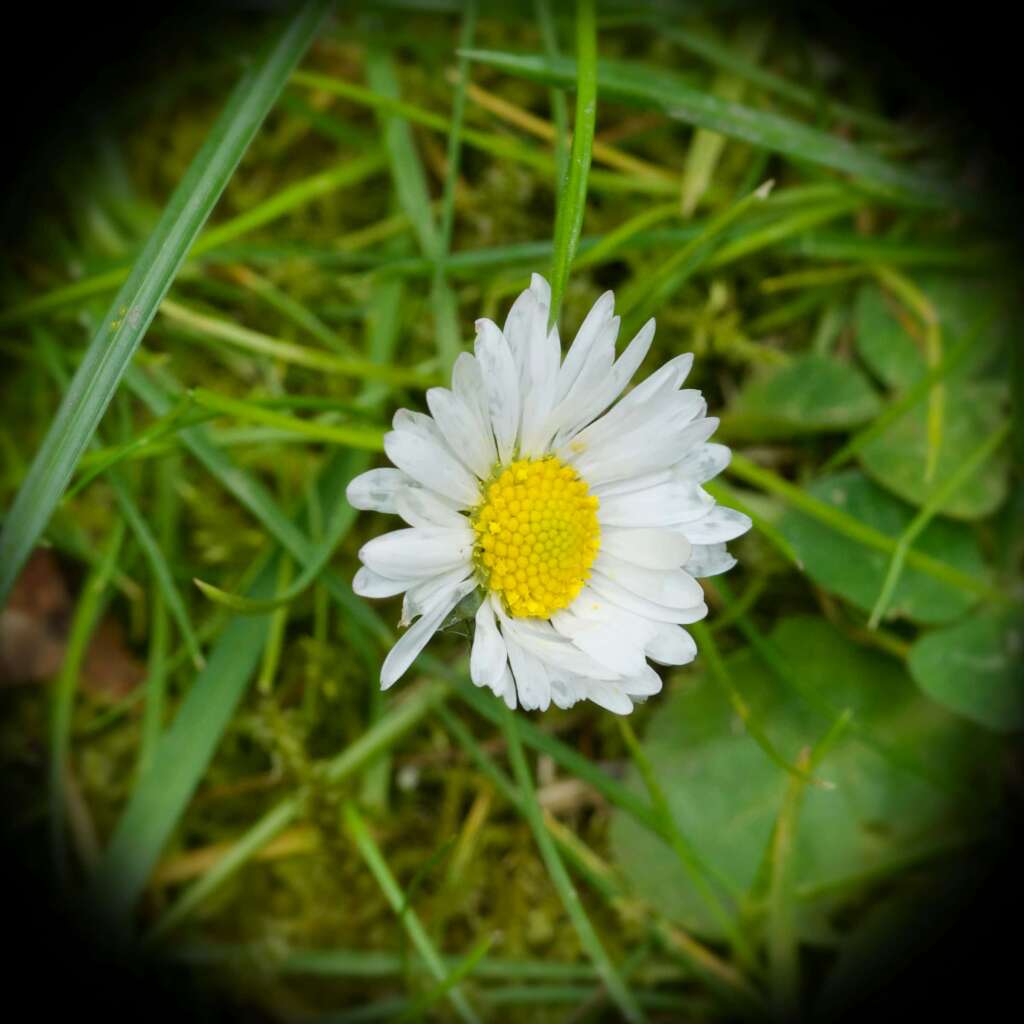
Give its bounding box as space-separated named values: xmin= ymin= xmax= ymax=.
xmin=0 ymin=151 xmax=385 ymax=328
xmin=764 ymin=714 xmax=851 ymax=1018
xmin=547 ymin=0 xmax=597 ymax=328
xmin=88 ymin=554 xmax=279 ymax=926
xmin=868 ymin=421 xmax=1011 ymax=627
xmin=50 ymin=520 xmax=125 ymax=882
xmin=679 ymin=19 xmax=772 ymax=216
xmin=727 ymin=451 xmax=1007 ymax=603
xmin=343 ymin=801 xmax=482 ymax=1024
xmin=535 ymin=0 xmax=569 ymax=186
xmin=138 ymin=457 xmax=179 ymax=775
xmin=188 ymin=387 xmax=386 ymax=451
xmin=160 ymin=299 xmax=437 ymax=388
xmin=499 ymin=703 xmax=647 ymax=1024
xmin=457 ymin=48 xmax=964 ymax=208
xmin=663 ymin=24 xmax=901 ymax=137
xmin=108 ymin=471 xmax=205 ymax=669
xmin=0 ymin=0 xmax=331 ymax=603
xmin=146 ymin=683 xmax=447 ymax=941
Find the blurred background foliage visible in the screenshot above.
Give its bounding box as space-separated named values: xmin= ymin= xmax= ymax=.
xmin=0 ymin=1 xmax=1021 ymax=1021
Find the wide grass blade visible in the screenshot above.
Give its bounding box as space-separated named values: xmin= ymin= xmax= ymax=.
xmin=0 ymin=0 xmax=332 ymax=603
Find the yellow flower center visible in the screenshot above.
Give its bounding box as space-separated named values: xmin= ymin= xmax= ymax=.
xmin=472 ymin=456 xmax=600 ymax=619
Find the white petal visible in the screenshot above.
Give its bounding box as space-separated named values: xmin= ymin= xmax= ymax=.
xmin=560 ymin=352 xmax=693 ymax=450
xmin=395 ymin=486 xmax=470 ymax=529
xmin=596 ymin=552 xmax=705 ymax=608
xmin=599 ymin=527 xmax=692 ymax=569
xmin=597 ymin=478 xmax=715 ymax=528
xmin=619 ymin=664 xmax=664 ymax=697
xmin=426 ymin=387 xmax=496 ymax=479
xmin=549 ymin=317 xmax=654 ymax=447
xmin=518 ymin=295 xmax=562 ymax=455
xmin=353 ymin=566 xmax=412 ymax=599
xmin=590 ymin=570 xmax=708 ymax=625
xmin=569 ymin=621 xmax=648 ymax=676
xmin=575 ymin=388 xmax=705 ymax=459
xmin=529 ymin=272 xmax=552 ymax=309
xmin=585 ymin=682 xmax=634 ymax=715
xmin=685 ymin=542 xmax=738 ymax=578
xmin=504 ymin=631 xmax=552 ymax=711
xmin=573 ymin=415 xmax=718 ymax=488
xmin=501 ymin=615 xmax=619 ymax=680
xmin=474 ymin=318 xmax=521 ymax=463
xmin=497 ymin=664 xmax=518 ymax=709
xmin=381 ymin=579 xmax=475 ymax=689
xmin=346 ymin=468 xmax=407 ymax=513
xmin=359 ymin=526 xmax=472 ymax=580
xmin=452 ymin=352 xmax=492 ymax=429
xmin=470 ymin=599 xmax=507 ymax=691
xmin=401 ymin=567 xmax=474 ymax=627
xmin=645 ymin=623 xmax=697 ymax=665
xmin=554 ymin=290 xmax=615 ymax=404
xmin=682 ymin=506 xmax=752 ymax=544
xmin=675 ymin=442 xmax=732 ymax=484
xmin=384 ymin=430 xmax=480 ymax=508
xmin=549 ymin=673 xmax=584 ymax=710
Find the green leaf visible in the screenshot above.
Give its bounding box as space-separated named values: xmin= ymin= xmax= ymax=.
xmin=0 ymin=1 xmax=331 ymax=603
xmin=725 ymin=354 xmax=881 ymax=440
xmin=457 ymin=49 xmax=962 ymax=208
xmin=858 ymin=379 xmax=1010 ymax=520
xmin=854 ymin=273 xmax=1011 ymax=391
xmin=609 ymin=617 xmax=996 ymax=940
xmin=781 ymin=470 xmax=985 ymax=623
xmin=909 ymin=609 xmax=1024 ymax=732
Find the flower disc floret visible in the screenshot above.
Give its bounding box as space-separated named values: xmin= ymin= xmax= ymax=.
xmin=473 ymin=456 xmax=600 ymax=618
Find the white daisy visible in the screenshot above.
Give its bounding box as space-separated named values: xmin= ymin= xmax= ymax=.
xmin=347 ymin=274 xmax=751 ymax=714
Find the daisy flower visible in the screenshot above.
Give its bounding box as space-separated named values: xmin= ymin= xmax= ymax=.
xmin=347 ymin=275 xmax=751 ymax=714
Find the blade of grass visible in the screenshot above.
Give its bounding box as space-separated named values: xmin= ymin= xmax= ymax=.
xmin=188 ymin=387 xmax=386 ymax=451
xmin=535 ymin=0 xmax=569 ymax=185
xmin=0 ymin=0 xmax=332 ymax=602
xmin=713 ymin=576 xmax=964 ymax=795
xmin=0 ymin=151 xmax=385 ymax=328
xmin=498 ymin=702 xmax=647 ymax=1023
xmin=342 ymin=801 xmax=481 ymax=1024
xmin=764 ymin=713 xmax=851 ymax=1018
xmin=868 ymin=421 xmax=1011 ymax=628
xmin=871 ymin=266 xmax=944 ymax=483
xmin=617 ymin=717 xmax=756 ymax=967
xmin=145 ymin=682 xmax=449 ymax=941
xmin=138 ymin=457 xmax=180 ymax=775
xmin=543 ymin=814 xmax=766 ymax=1014
xmin=395 ymin=934 xmax=495 ymax=1024
xmin=290 ymin=70 xmax=676 ymax=198
xmin=663 ymin=23 xmax=901 ymax=137
xmin=679 ymin=18 xmax=772 ymax=216
xmin=159 ymin=298 xmax=439 ymax=388
xmin=457 ymin=48 xmax=964 ymax=208
xmin=108 ymin=471 xmax=205 ymax=669
xmin=821 ymin=304 xmax=993 ymax=472
xmin=727 ymin=451 xmax=1007 ymax=603
xmin=50 ymin=520 xmax=125 ymax=883
xmin=690 ymin=621 xmax=828 ymax=787
xmin=88 ymin=441 xmax=360 ymax=928
xmin=223 ymin=263 xmax=354 ymax=355
xmin=457 ymin=77 xmax=675 ymax=185
xmin=431 ymin=0 xmax=477 ymax=377
xmin=619 ymin=179 xmax=774 ymax=333
xmin=547 ymin=0 xmax=597 ymax=328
